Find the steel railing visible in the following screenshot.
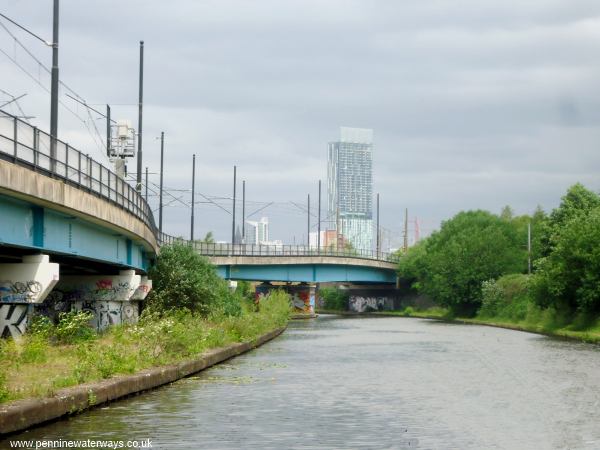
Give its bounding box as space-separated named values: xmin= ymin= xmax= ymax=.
xmin=0 ymin=109 xmax=157 ymax=235
xmin=158 ymin=233 xmax=399 ymax=263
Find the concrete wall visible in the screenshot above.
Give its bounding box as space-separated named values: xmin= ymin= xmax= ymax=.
xmin=317 ymin=284 xmax=402 ymax=312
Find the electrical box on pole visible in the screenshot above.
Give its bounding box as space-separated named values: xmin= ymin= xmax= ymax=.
xmin=108 ymin=120 xmax=136 ymax=178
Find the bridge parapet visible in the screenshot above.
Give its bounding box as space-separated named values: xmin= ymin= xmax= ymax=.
xmin=0 ymin=109 xmax=156 ymax=235
xmin=158 ymin=238 xmax=400 ymax=265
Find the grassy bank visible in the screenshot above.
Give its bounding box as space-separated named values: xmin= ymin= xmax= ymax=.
xmin=375 ymin=306 xmax=600 ymax=343
xmin=0 ymin=291 xmax=290 ymax=404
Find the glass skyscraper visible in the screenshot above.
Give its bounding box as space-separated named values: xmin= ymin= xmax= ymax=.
xmin=327 ymin=127 xmax=374 ymax=251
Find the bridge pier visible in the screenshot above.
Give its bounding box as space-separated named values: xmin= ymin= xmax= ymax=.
xmin=255 ymin=283 xmax=316 ymax=314
xmin=49 ymin=270 xmax=151 ymax=331
xmin=0 ymin=254 xmax=59 ymax=338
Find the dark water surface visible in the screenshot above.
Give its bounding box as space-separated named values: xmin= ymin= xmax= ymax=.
xmin=5 ymin=316 xmax=600 ymax=449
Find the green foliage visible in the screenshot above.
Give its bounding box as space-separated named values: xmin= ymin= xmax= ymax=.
xmin=397 ymin=241 xmax=427 ymax=290
xmin=19 ymin=336 xmax=49 ymax=364
xmin=54 ymin=311 xmax=96 ymax=344
xmin=532 ymin=204 xmax=600 ymax=313
xmin=146 ymin=243 xmax=241 ymax=316
xmin=0 ymin=371 xmax=9 ymax=403
xmin=479 ymin=274 xmax=531 ymax=321
xmin=28 ymin=315 xmax=54 ymax=339
xmin=538 ymin=183 xmax=600 ymax=258
xmin=235 ymin=281 xmax=255 ymax=302
xmin=319 ymin=287 xmax=349 ymax=311
xmin=401 ymin=210 xmax=526 ymax=316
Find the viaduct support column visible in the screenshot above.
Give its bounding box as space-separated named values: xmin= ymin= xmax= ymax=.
xmin=0 ymin=255 xmax=59 ymax=338
xmin=52 ymin=270 xmax=152 ymax=330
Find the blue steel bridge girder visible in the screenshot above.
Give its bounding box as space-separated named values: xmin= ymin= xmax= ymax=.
xmin=215 ymin=263 xmax=397 ymax=284
xmin=0 ymin=194 xmax=151 ymax=272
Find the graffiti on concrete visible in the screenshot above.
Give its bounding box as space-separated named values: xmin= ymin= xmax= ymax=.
xmin=0 ymin=280 xmax=43 ymax=303
xmin=131 ymin=278 xmax=152 ymax=301
xmin=349 ymin=296 xmax=394 ymax=313
xmin=71 ymin=300 xmax=140 ymax=331
xmin=34 ymin=291 xmax=70 ymax=322
xmin=0 ymin=304 xmax=28 ymax=338
xmin=55 ymin=279 xmax=136 ymax=303
xmin=290 ymin=291 xmax=311 ymax=312
xmin=121 ymin=303 xmax=139 ymax=324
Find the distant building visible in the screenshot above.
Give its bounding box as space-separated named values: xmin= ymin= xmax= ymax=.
xmin=309 ymin=230 xmax=346 ymax=250
xmin=328 ymin=127 xmax=374 ymax=251
xmin=245 ymin=217 xmax=269 ymax=245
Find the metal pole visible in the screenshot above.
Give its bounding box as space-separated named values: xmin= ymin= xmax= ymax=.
xmin=106 ymin=105 xmax=111 ymax=157
xmin=376 ymin=193 xmax=380 ymax=256
xmin=49 ymin=0 xmax=59 ymax=173
xmin=403 ymin=207 xmax=408 ymax=253
xmin=527 ymin=222 xmax=532 ymax=275
xmin=136 ymin=40 xmax=144 ymax=192
xmin=317 ymin=179 xmax=321 ymax=253
xmin=144 ymin=166 xmax=148 ymax=202
xmin=191 ymin=154 xmax=195 ymax=241
xmin=159 ymin=131 xmax=164 ymax=233
xmin=242 ymin=180 xmax=246 ymax=243
xmin=232 ymin=166 xmax=237 ymax=244
xmin=307 ymin=193 xmax=310 ymax=247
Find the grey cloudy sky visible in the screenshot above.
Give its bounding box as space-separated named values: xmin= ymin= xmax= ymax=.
xmin=2 ymin=0 xmax=600 ymax=248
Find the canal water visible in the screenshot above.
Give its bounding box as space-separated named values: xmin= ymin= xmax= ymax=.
xmin=5 ymin=316 xmax=600 ymax=449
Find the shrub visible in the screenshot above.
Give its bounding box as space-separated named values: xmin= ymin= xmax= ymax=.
xmin=146 ymin=244 xmax=241 ymax=317
xmin=478 ymin=274 xmax=531 ymax=321
xmin=28 ymin=315 xmax=54 ymax=339
xmin=54 ymin=311 xmax=96 ymax=344
xmin=319 ymin=287 xmax=349 ymax=311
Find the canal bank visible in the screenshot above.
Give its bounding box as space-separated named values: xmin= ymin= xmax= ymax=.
xmin=315 ymin=309 xmax=600 ymax=344
xmin=0 ymin=326 xmax=286 ymax=435
xmin=372 ymin=310 xmax=600 ymax=344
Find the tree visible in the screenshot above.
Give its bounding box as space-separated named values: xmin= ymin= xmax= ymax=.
xmin=538 ymin=184 xmax=600 ymax=257
xmin=500 ymin=205 xmax=514 ymax=221
xmin=533 ymin=205 xmax=600 ymax=313
xmin=406 ymin=210 xmax=525 ymax=316
xmin=146 ymin=244 xmax=240 ymax=316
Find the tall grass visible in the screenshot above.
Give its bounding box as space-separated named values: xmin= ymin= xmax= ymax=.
xmin=0 ymin=291 xmax=290 ymax=403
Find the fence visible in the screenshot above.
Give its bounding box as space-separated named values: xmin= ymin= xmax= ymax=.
xmin=158 ymin=234 xmax=399 ymax=263
xmin=0 ymin=109 xmax=157 ymax=234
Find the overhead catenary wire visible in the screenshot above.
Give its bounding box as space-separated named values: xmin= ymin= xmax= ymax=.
xmin=0 ymin=12 xmax=52 ymax=46
xmin=0 ymin=19 xmax=109 ymax=158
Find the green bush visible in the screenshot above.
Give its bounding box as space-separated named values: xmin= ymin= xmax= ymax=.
xmin=54 ymin=311 xmax=96 ymax=344
xmin=146 ymin=244 xmax=241 ymax=317
xmin=319 ymin=287 xmax=349 ymax=311
xmin=478 ymin=274 xmax=531 ymax=321
xmin=28 ymin=315 xmax=54 ymax=339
